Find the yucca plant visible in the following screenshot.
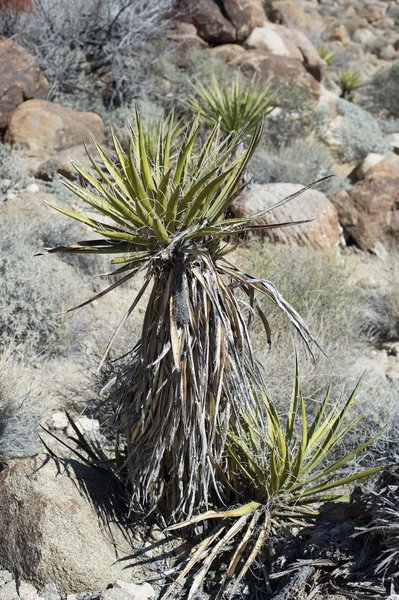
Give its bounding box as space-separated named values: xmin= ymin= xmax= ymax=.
xmin=338 ymin=69 xmax=364 ymax=100
xmin=40 ymin=110 xmax=320 ymax=520
xmin=186 ymin=74 xmax=274 ymax=136
xmin=166 ymin=365 xmax=383 ymax=599
xmin=317 ymin=46 xmax=335 ymax=66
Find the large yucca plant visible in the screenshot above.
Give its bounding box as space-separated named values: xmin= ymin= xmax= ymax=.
xmin=186 ymin=74 xmax=274 ymax=136
xmin=166 ymin=366 xmax=383 ymax=599
xmin=40 ymin=110 xmax=319 ymax=519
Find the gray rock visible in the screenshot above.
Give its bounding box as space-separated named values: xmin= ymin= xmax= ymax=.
xmin=0 ymin=580 xmax=20 ymax=600
xmin=19 ymin=580 xmax=42 ymax=600
xmin=0 ymin=457 xmax=137 ymax=594
xmin=100 ymin=591 xmax=133 ymax=600
xmin=233 ymin=183 xmax=341 ymax=249
xmin=38 ymin=583 xmax=60 ymax=600
xmin=113 ymin=581 xmax=156 ymax=600
xmin=0 ymin=569 xmax=13 ymax=584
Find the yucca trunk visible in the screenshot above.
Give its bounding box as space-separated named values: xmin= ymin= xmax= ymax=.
xmin=117 ymin=250 xmax=260 ymax=519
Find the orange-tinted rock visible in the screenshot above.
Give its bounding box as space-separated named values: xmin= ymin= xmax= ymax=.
xmin=233 ymin=183 xmax=341 ymax=249
xmin=0 ymin=0 xmax=31 ymax=11
xmin=177 ymin=0 xmax=236 ymax=43
xmin=209 ymin=43 xmax=247 ymax=62
xmin=223 ymin=0 xmax=268 ymax=41
xmin=210 ymin=48 xmax=320 ymax=106
xmin=331 ymin=156 xmax=399 ymax=250
xmin=0 ymin=37 xmax=48 ymax=129
xmin=167 ymin=20 xmax=208 ymax=53
xmin=6 ymin=99 xmax=104 ymax=157
xmin=246 ymin=23 xmax=325 ymax=80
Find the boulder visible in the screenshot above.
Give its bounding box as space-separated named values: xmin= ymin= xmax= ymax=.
xmin=0 ymin=457 xmax=138 ymax=593
xmin=331 ymin=155 xmax=399 ymax=250
xmin=223 ymin=0 xmax=268 ymax=41
xmin=176 ymin=0 xmax=267 ymax=43
xmin=166 ymin=20 xmax=208 ymax=54
xmin=0 ymin=37 xmax=48 ymax=129
xmin=210 ymin=48 xmax=320 ymax=106
xmin=246 ymin=24 xmax=325 ymax=80
xmin=177 ymin=0 xmax=236 ymax=43
xmin=233 ymin=182 xmax=341 ymax=249
xmin=0 ymin=0 xmax=32 ymax=11
xmin=5 ymin=100 xmax=104 ymax=158
xmin=208 ymin=43 xmax=247 ymax=63
xmin=355 ymin=152 xmax=386 ymax=179
xmin=35 ymin=143 xmax=100 ymax=181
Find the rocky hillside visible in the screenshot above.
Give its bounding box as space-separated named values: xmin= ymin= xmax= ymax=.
xmin=1 ymin=1 xmax=399 ymax=599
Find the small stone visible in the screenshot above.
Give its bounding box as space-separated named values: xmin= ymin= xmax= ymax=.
xmin=25 ymin=182 xmax=40 ymax=193
xmin=387 ymin=133 xmax=399 ymax=154
xmin=19 ymin=581 xmax=42 ymax=600
xmin=100 ymin=590 xmax=133 ymax=600
xmin=38 ymin=583 xmax=60 ymax=600
xmin=46 ymin=412 xmax=69 ymax=430
xmin=352 ymin=28 xmax=376 ymax=46
xmin=66 ymin=416 xmax=100 ymax=438
xmin=113 ymin=581 xmax=156 ymax=600
xmin=0 ymin=580 xmax=20 ymax=600
xmin=5 ymin=190 xmax=18 ymax=201
xmin=356 ymin=152 xmax=386 ymax=179
xmin=369 ymin=241 xmax=388 ymax=260
xmin=0 ymin=569 xmax=13 ymax=584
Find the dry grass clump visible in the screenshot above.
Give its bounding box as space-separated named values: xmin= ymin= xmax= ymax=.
xmin=0 ymin=350 xmax=39 ymax=462
xmin=0 ymin=142 xmax=27 ymax=199
xmin=0 ymin=0 xmax=175 ymax=109
xmin=250 ymin=139 xmax=343 ymax=194
xmin=361 ymin=256 xmax=399 ymax=347
xmin=237 ymin=241 xmax=363 ymax=398
xmin=0 ymin=192 xmax=144 ymax=359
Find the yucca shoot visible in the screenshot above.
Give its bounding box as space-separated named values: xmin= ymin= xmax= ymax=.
xmin=166 ymin=365 xmax=383 ymax=599
xmin=41 ymin=110 xmax=319 ymax=519
xmin=186 ymin=74 xmax=274 ymax=136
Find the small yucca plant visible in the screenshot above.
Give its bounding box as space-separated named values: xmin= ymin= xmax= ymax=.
xmin=41 ymin=110 xmax=319 ymax=520
xmin=186 ymin=74 xmax=274 ymax=136
xmin=166 ymin=365 xmax=382 ymax=599
xmin=317 ymin=46 xmax=335 ymax=66
xmin=338 ymin=69 xmax=364 ymax=99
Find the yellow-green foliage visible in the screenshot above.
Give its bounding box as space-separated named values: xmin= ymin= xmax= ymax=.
xmin=166 ymin=365 xmax=382 ymax=599
xmin=318 ymin=46 xmax=335 ymax=65
xmin=338 ymin=68 xmax=364 ymax=99
xmin=186 ymin=74 xmax=274 ymax=136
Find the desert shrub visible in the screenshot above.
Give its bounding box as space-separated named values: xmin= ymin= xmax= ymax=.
xmin=0 ymin=142 xmax=27 ymax=199
xmin=0 ymin=351 xmax=38 ymax=462
xmin=337 ymin=68 xmax=364 ymax=100
xmin=260 ymin=83 xmax=325 ymax=150
xmin=366 ymin=64 xmax=399 ymax=119
xmin=361 ymin=261 xmax=399 ymax=346
xmin=0 ymin=0 xmax=175 ymax=109
xmin=0 ymin=192 xmax=115 ymax=357
xmin=237 ymin=242 xmax=365 ymax=400
xmin=250 ymin=139 xmax=343 ymax=193
xmin=328 ymin=98 xmax=390 ymax=163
